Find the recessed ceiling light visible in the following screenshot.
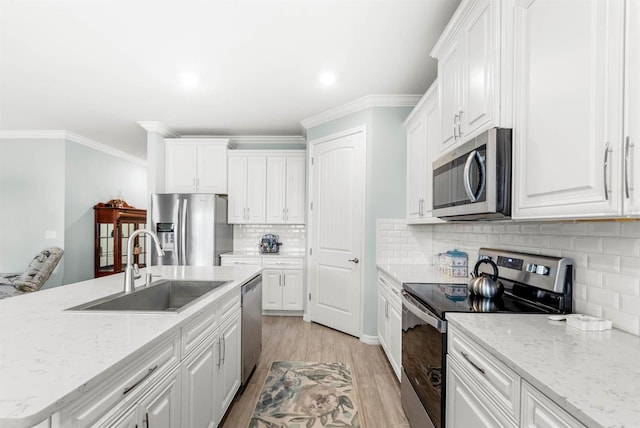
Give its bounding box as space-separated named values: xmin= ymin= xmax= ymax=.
xmin=180 ymin=72 xmax=200 ymax=89
xmin=318 ymin=71 xmax=337 ymax=86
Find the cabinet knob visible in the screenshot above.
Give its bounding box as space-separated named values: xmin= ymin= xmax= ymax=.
xmin=348 ymin=258 xmax=359 ymax=264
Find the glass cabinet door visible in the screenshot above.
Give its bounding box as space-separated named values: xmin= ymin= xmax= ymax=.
xmin=97 ymin=222 xmax=115 ymax=274
xmin=94 ymin=207 xmax=147 ymax=278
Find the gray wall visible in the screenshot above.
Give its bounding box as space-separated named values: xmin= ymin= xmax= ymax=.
xmin=0 ymin=138 xmax=66 ymax=287
xmin=64 ymin=141 xmax=147 ymax=283
xmin=0 ymin=137 xmax=147 ymax=288
xmin=306 ymin=106 xmax=410 ymax=337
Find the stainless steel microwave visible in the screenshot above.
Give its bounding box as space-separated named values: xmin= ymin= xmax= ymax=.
xmin=432 ymin=128 xmax=512 ymax=220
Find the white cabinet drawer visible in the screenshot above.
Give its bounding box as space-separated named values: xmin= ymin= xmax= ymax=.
xmin=521 ymin=381 xmax=586 ymax=428
xmin=262 ymin=257 xmax=304 ymax=269
xmin=447 ymin=356 xmax=518 ymax=428
xmin=448 ymin=327 xmax=520 ymax=424
xmin=218 ymin=289 xmax=241 ymax=322
xmin=56 ymin=334 xmax=180 ymax=427
xmin=220 ymin=257 xmax=262 ymax=267
xmin=181 ymin=306 xmax=219 ymax=359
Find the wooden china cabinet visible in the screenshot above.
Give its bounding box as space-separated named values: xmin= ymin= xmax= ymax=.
xmin=93 ymin=200 xmax=148 ymax=278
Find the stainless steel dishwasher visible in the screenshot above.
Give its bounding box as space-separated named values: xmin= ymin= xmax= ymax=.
xmin=241 ymin=274 xmax=262 ymax=386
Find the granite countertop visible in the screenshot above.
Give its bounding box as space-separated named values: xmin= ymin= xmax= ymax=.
xmin=447 ymin=313 xmax=640 ymax=428
xmin=0 ymin=265 xmax=262 ymax=428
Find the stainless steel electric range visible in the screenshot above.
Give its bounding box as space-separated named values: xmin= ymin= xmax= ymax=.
xmin=400 ymin=248 xmax=574 ymax=428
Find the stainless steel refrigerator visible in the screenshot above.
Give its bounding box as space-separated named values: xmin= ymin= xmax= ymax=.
xmin=150 ymin=193 xmax=233 ymax=266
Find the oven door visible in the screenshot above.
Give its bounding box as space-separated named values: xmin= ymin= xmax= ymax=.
xmin=401 ymin=290 xmax=447 ymax=428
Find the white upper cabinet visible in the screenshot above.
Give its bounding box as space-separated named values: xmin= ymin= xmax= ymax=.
xmin=625 ymin=0 xmax=640 ymax=215
xmin=512 ymin=0 xmax=627 ymax=219
xmin=165 ymin=138 xmax=231 ymax=194
xmin=228 ymin=150 xmax=305 ymax=225
xmin=405 ymin=81 xmax=442 ymax=223
xmin=227 ymin=153 xmax=267 ymax=224
xmin=431 ymin=0 xmax=511 ymax=153
xmin=266 ymin=153 xmax=306 ymax=224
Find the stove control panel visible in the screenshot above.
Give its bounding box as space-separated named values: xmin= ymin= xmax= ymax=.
xmin=477 ymin=248 xmax=573 ymax=294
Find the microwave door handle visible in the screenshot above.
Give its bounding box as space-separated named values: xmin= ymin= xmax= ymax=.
xmin=401 ymin=291 xmax=446 ymax=332
xmin=463 ymin=150 xmax=487 ymax=203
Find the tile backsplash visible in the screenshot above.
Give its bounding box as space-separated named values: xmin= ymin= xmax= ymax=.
xmin=233 ymin=224 xmax=306 ymax=253
xmin=376 ymin=219 xmax=640 ymax=336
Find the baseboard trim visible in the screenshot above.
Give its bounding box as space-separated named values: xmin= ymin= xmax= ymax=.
xmin=360 ymin=334 xmax=380 ymax=345
xmin=262 ymin=310 xmax=304 ymax=317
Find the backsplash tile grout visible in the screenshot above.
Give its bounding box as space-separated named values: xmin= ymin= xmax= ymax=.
xmin=376 ymin=219 xmax=640 ymax=336
xmin=233 ymin=224 xmax=306 ymax=253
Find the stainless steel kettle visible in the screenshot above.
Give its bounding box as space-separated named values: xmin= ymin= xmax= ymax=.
xmin=468 ymin=258 xmax=503 ymax=298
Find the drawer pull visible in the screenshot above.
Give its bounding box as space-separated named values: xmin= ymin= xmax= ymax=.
xmin=460 ymin=351 xmax=485 ymax=375
xmin=123 ymin=365 xmax=158 ymax=395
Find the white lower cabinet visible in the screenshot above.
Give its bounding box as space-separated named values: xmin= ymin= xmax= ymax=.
xmin=218 ymin=311 xmax=241 ymax=416
xmin=376 ymin=270 xmax=401 ymax=381
xmin=521 ymin=381 xmax=585 ymax=428
xmin=52 ymin=289 xmax=243 ymax=428
xmin=181 ymin=309 xmax=241 ymax=428
xmin=262 ymin=258 xmax=304 ymax=312
xmin=446 ymin=325 xmax=586 ymax=428
xmin=447 ymin=358 xmax=516 ymax=428
xmin=181 ymin=334 xmax=219 ymax=428
xmin=136 ymin=368 xmax=182 ymax=428
xmin=95 ymin=367 xmax=182 ymax=428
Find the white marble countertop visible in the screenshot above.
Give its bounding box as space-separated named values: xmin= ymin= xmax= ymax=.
xmin=447 ymin=313 xmax=640 ymax=428
xmin=0 ymin=265 xmax=262 ymax=428
xmin=222 ymin=250 xmax=305 ymax=258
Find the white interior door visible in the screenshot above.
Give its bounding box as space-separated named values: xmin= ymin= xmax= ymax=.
xmin=308 ymin=127 xmax=365 ymax=337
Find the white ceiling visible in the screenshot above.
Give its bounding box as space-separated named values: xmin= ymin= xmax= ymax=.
xmin=0 ymin=0 xmax=460 ymax=159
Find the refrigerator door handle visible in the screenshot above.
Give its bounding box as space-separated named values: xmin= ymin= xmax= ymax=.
xmin=180 ymin=197 xmax=188 ymax=265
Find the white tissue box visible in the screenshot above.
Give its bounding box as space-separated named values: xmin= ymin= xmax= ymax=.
xmin=566 ymin=314 xmax=612 ymax=331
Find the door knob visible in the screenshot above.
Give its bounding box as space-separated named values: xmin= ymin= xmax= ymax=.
xmin=348 ymin=258 xmax=359 ymax=264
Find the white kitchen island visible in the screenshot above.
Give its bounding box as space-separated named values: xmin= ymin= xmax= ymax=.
xmin=0 ymin=265 xmax=262 ymax=428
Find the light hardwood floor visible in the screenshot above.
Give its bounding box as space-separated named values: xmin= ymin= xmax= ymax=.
xmin=221 ymin=316 xmax=410 ymax=428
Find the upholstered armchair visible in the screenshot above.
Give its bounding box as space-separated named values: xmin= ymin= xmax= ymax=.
xmin=0 ymin=247 xmax=64 ymax=299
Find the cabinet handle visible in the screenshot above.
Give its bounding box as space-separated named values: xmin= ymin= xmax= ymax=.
xmin=625 ymin=136 xmax=633 ymax=199
xmin=144 ymin=412 xmax=149 ymax=428
xmin=217 ymin=339 xmax=222 ymax=367
xmin=604 ymin=142 xmax=611 ymax=201
xmin=286 ymin=208 xmax=289 ymax=221
xmin=460 ymin=351 xmax=485 ymax=375
xmin=221 ymin=337 xmax=226 ymax=364
xmin=282 ymin=208 xmax=285 ymax=221
xmin=458 ymin=109 xmax=464 ymax=138
xmin=246 ymin=207 xmax=250 ymax=220
xmin=385 ymin=300 xmax=389 ymax=318
xmin=123 ymin=365 xmax=158 ymax=395
xmin=453 ymin=114 xmax=459 ymax=140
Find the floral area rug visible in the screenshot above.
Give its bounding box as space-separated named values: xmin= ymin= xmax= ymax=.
xmin=249 ymin=361 xmax=361 ymax=428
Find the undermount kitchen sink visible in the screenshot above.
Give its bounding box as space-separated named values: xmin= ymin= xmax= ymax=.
xmin=67 ymin=280 xmax=230 ymax=313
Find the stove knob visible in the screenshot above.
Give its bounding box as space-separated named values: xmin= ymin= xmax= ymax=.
xmin=526 ymin=263 xmax=537 ymax=273
xmin=536 ymin=265 xmax=550 ymax=275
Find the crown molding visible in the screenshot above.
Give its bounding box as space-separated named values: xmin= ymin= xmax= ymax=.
xmin=300 ymin=94 xmax=422 ymax=130
xmin=137 ymin=121 xmax=180 ymax=138
xmin=172 ymin=135 xmax=306 ymax=148
xmin=0 ymin=130 xmax=146 ymax=166
xmin=227 ymin=135 xmax=306 ymax=146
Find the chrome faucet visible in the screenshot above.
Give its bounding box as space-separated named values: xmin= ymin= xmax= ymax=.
xmin=124 ymin=229 xmax=165 ymax=293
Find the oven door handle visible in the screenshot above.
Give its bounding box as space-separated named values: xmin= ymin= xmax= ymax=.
xmin=401 ymin=290 xmax=446 ymax=333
